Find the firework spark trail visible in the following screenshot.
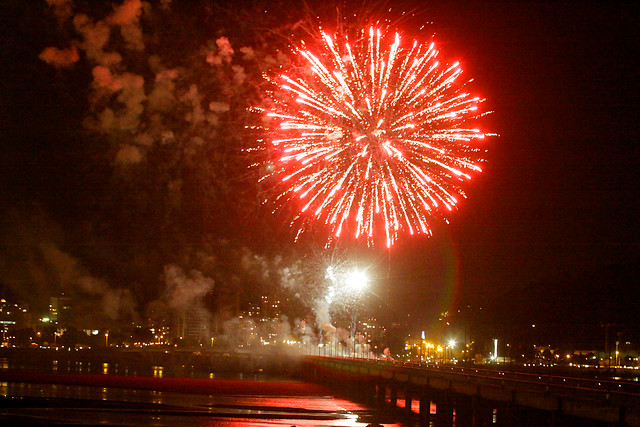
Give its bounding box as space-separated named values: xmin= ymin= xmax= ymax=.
xmin=264 ymin=26 xmax=490 ymax=247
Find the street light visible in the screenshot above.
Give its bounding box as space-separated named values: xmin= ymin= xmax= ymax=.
xmin=448 ymin=339 xmax=456 ymax=362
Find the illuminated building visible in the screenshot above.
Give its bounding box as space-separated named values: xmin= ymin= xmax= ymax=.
xmin=49 ymin=294 xmax=71 ymax=326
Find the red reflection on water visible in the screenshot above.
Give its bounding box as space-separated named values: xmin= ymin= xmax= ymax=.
xmin=0 ymin=381 xmax=407 ymax=426
xmin=231 ymin=396 xmax=367 ymax=412
xmin=0 ymin=370 xmax=336 ymax=397
xmin=397 ymin=399 xmax=405 ymax=409
xmin=195 ymin=417 xmax=371 ymax=426
xmin=411 ymin=398 xmax=420 ymax=413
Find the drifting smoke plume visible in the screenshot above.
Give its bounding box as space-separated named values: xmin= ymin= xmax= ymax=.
xmin=107 ymin=0 xmax=144 ymax=51
xmin=11 ymin=1 xmax=378 ymax=349
xmin=45 ymin=0 xmax=74 ymax=24
xmin=146 ymin=265 xmax=214 ymax=342
xmin=38 ymin=46 xmax=79 ymax=68
xmin=26 ymin=1 xmax=293 ymax=314
xmin=41 ymin=0 xmax=272 ymax=170
xmin=233 ymin=246 xmax=373 ymax=349
xmin=314 ymin=298 xmax=334 ymax=336
xmin=219 ymin=314 xmax=301 ymax=351
xmin=0 ymin=207 xmax=137 ymax=327
xmin=161 ymin=264 xmax=214 ymax=312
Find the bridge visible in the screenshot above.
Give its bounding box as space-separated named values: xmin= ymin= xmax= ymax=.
xmin=299 ymin=356 xmax=640 ymax=426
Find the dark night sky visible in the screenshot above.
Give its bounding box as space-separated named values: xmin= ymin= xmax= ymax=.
xmin=367 ymin=2 xmax=640 ymax=322
xmin=453 ymin=3 xmax=639 ymax=292
xmin=1 ymin=1 xmax=639 ymax=330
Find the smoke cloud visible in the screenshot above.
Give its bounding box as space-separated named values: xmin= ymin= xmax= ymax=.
xmin=24 ymin=1 xmax=331 ymax=337
xmin=161 ymin=264 xmax=214 ymax=312
xmin=145 ymin=264 xmax=215 ymax=342
xmin=0 ymin=208 xmax=137 ymax=326
xmin=38 ymin=46 xmax=79 ymax=68
xmin=107 ymin=0 xmax=144 ymax=51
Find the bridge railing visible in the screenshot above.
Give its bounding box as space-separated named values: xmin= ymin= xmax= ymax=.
xmin=309 ymin=356 xmax=640 ymax=405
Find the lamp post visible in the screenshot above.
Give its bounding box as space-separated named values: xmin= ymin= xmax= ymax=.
xmin=448 ymin=339 xmax=456 ymax=363
xmin=345 ymin=268 xmax=368 ymax=358
xmin=323 ymin=263 xmax=370 ymax=358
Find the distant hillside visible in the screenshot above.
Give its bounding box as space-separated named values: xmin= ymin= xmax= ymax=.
xmin=480 ymin=263 xmax=639 ymax=347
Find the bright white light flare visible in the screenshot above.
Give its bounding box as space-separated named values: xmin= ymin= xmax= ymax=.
xmin=345 ymin=269 xmax=368 ymax=292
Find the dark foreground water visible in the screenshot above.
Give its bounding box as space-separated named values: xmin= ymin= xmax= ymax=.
xmin=0 ymin=353 xmax=408 ymax=426
xmin=0 ymin=381 xmax=402 ymax=426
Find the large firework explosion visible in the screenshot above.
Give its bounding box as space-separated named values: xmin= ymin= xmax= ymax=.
xmin=262 ymin=25 xmax=491 ymax=248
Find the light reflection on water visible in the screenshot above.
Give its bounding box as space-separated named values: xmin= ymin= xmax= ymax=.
xmin=153 ymin=365 xmax=164 ymax=378
xmin=0 ymin=357 xmax=412 ymax=426
xmin=18 ymin=359 xmax=254 ymax=380
xmin=0 ymin=381 xmax=403 ymax=426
